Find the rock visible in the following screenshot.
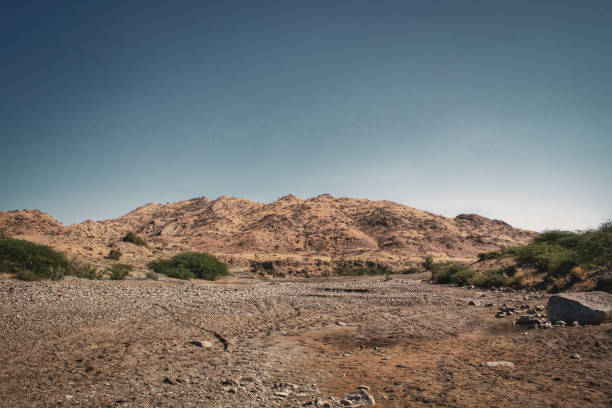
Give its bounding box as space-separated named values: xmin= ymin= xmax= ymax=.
xmin=340 ymin=399 xmax=353 ymax=406
xmin=357 ymin=385 xmax=370 ymax=390
xmin=517 ymin=315 xmax=541 ymax=325
xmin=547 ymin=292 xmax=612 ymax=325
xmin=345 ymin=389 xmax=375 ymax=406
xmin=535 ymin=305 xmax=545 ymax=311
xmin=188 ymin=340 xmax=213 ymax=348
xmin=553 ymin=320 xmax=567 ymax=326
xmin=571 ymin=320 xmax=580 ymax=327
xmin=481 ymin=361 xmax=514 ymax=368
xmin=336 ymin=321 xmax=347 ymax=326
xmin=541 ymin=321 xmax=552 ymax=329
xmin=468 ymin=300 xmax=481 ymax=306
xmin=163 ymin=377 xmax=176 ymax=385
xmin=571 ymin=353 xmax=581 ymax=360
xmin=221 ymin=378 xmax=240 ymax=387
xmin=274 ymin=392 xmax=289 ymax=398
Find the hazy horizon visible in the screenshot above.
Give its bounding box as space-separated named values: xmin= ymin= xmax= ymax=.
xmin=1 ymin=1 xmax=611 ymax=232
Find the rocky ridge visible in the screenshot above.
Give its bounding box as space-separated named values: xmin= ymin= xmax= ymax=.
xmin=0 ymin=194 xmax=536 ymax=274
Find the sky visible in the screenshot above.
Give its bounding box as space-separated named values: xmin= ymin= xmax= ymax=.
xmin=1 ymin=0 xmax=611 ymax=232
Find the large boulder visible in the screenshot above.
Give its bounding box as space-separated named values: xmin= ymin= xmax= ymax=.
xmin=547 ymin=292 xmax=612 ymax=325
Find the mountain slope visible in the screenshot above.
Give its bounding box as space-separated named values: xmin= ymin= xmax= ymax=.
xmin=0 ymin=194 xmax=537 ymax=274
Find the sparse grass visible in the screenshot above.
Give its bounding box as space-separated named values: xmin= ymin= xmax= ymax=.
xmin=423 ymin=256 xmax=434 ymax=270
xmin=106 ymin=249 xmax=122 ymax=261
xmin=122 ymin=232 xmax=147 ymax=247
xmin=147 ymin=252 xmax=228 ymax=281
xmin=108 ymin=264 xmax=133 ymax=280
xmin=402 ymin=267 xmax=420 ymax=274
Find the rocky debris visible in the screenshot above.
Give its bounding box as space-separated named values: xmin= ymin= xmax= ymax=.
xmin=547 ymin=292 xmax=612 ymax=325
xmin=481 ymin=361 xmax=515 ymax=368
xmin=468 ymin=300 xmax=481 ymax=306
xmin=571 ymin=354 xmax=581 ymax=360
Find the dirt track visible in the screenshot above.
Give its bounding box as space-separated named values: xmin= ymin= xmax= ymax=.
xmin=0 ymin=274 xmax=610 ymax=407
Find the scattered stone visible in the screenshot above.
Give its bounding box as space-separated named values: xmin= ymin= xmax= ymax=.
xmin=571 ymin=320 xmax=580 ymax=327
xmin=553 ymin=320 xmax=567 ymax=326
xmin=357 ymin=385 xmax=370 ymax=390
xmin=481 ymin=361 xmax=514 ymax=368
xmin=274 ymin=391 xmax=289 ymax=398
xmin=221 ymin=378 xmax=239 ymax=387
xmin=547 ymin=292 xmax=612 ymax=325
xmin=345 ymin=388 xmax=376 ymax=405
xmin=340 ymin=399 xmax=353 ymax=406
xmin=163 ymin=377 xmax=176 ymax=385
xmin=541 ymin=321 xmax=552 ymax=329
xmin=517 ymin=315 xmax=541 ymax=325
xmin=188 ymin=340 xmax=213 ymax=348
xmin=336 ymin=321 xmax=347 ymax=326
xmin=571 ymin=354 xmax=581 ymax=360
xmin=468 ymin=300 xmax=481 ymax=306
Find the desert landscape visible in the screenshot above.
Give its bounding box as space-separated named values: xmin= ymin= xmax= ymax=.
xmin=0 ymin=196 xmax=611 ymax=407
xmin=2 ymin=1 xmax=611 ymax=407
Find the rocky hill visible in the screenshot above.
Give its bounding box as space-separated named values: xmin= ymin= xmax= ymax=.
xmin=0 ymin=194 xmax=537 ymax=275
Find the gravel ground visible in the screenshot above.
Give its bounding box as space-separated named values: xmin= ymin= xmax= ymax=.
xmin=0 ymin=275 xmax=610 ymax=407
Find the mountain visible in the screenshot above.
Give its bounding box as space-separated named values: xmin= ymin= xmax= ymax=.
xmin=0 ymin=194 xmax=537 ymax=275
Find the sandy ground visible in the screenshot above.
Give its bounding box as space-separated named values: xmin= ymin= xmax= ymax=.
xmin=0 ymin=273 xmax=610 ymax=407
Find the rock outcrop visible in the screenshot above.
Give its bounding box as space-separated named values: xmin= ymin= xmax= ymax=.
xmin=547 ymin=292 xmax=612 ymax=325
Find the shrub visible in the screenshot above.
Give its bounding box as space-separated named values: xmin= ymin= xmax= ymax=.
xmin=147 ymin=252 xmax=228 ymax=281
xmin=474 ymin=269 xmax=509 ymax=288
xmin=122 ymin=232 xmax=147 ymax=247
xmin=423 ymin=256 xmax=434 ymax=270
xmin=336 ymin=266 xmax=389 ymax=276
xmin=145 ymin=271 xmax=159 ymax=280
xmin=75 ymin=263 xmax=102 ymax=280
xmin=17 ymin=269 xmax=38 ymax=281
xmin=449 ymin=266 xmax=477 ymax=286
xmin=402 ymin=267 xmax=420 ymax=274
xmin=0 ymin=236 xmax=72 ymax=280
xmin=106 ymin=249 xmax=122 ymax=260
xmin=477 ymin=251 xmax=500 ymax=262
xmin=108 ymin=264 xmax=133 ymax=280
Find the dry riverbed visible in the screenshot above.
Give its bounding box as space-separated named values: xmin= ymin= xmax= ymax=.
xmin=0 ymin=274 xmax=610 ymax=407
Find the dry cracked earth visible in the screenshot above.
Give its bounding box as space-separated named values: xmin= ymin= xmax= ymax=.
xmin=0 ymin=273 xmax=610 ymax=408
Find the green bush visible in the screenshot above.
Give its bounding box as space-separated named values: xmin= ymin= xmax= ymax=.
xmin=108 ymin=264 xmax=133 ymax=280
xmin=336 ymin=266 xmax=389 ymax=276
xmin=122 ymin=232 xmax=147 ymax=247
xmin=0 ymin=236 xmax=72 ymax=280
xmin=477 ymin=251 xmax=501 ymax=262
xmin=449 ymin=266 xmax=477 ymax=286
xmin=106 ymin=249 xmax=122 ymax=260
xmin=147 ymin=252 xmax=228 ymax=281
xmin=423 ymin=256 xmax=434 ymax=270
xmin=474 ymin=269 xmax=510 ymax=288
xmin=75 ymin=263 xmax=103 ymax=280
xmin=17 ymin=269 xmax=38 ymax=281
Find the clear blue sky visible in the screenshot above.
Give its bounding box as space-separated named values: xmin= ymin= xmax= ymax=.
xmin=1 ymin=0 xmax=610 ymax=231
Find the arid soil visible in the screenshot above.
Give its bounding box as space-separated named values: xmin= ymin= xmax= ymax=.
xmin=0 ymin=194 xmax=536 ymax=274
xmin=1 ymin=273 xmax=610 ymax=407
